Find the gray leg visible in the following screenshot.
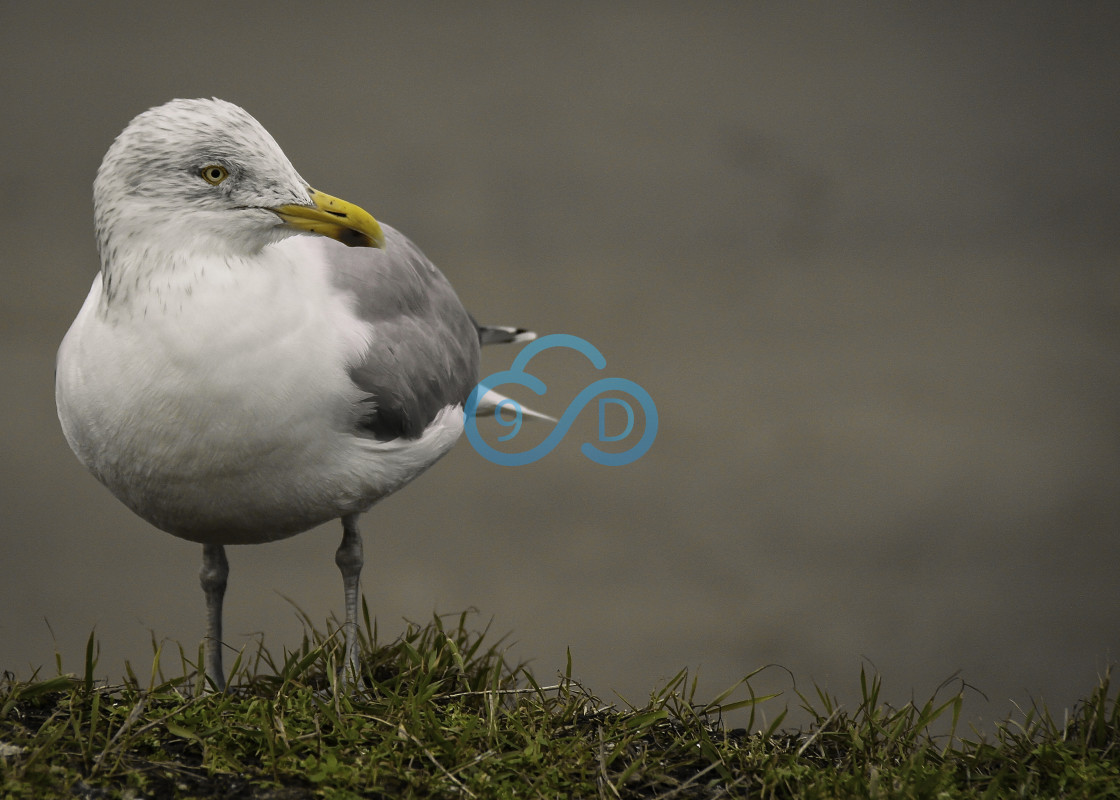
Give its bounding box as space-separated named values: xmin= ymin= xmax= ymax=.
xmin=335 ymin=514 xmax=364 ymax=687
xmin=199 ymin=543 xmax=229 ymax=691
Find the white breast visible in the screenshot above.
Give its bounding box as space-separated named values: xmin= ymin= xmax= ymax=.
xmin=56 ymin=239 xmax=462 ymax=544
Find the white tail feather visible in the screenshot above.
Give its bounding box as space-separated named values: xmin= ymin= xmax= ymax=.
xmin=473 ymin=389 xmax=556 ymax=423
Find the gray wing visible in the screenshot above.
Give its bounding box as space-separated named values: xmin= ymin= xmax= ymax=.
xmin=326 ymin=225 xmax=480 ymax=440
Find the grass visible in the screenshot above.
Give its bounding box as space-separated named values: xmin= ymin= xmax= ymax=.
xmin=1 ymin=608 xmax=1117 ymax=799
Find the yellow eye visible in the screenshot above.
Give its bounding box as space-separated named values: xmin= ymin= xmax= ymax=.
xmin=200 ymin=165 xmax=229 ymax=185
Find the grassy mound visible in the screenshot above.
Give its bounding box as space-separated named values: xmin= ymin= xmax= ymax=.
xmin=1 ymin=609 xmax=1117 ymax=798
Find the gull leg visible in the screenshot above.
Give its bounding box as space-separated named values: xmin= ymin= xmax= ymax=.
xmin=335 ymin=514 xmax=364 ymax=688
xmin=199 ymin=543 xmax=229 ymax=691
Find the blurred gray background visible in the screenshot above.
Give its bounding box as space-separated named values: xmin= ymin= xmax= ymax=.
xmin=2 ymin=3 xmax=1118 ymax=730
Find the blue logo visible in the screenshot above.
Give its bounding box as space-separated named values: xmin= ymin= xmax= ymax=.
xmin=465 ymin=334 xmax=658 ymax=467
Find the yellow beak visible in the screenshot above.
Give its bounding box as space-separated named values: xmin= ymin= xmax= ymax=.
xmin=271 ymin=188 xmax=385 ymax=248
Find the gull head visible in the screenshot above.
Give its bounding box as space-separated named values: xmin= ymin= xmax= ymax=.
xmin=93 ymin=98 xmax=384 ymax=278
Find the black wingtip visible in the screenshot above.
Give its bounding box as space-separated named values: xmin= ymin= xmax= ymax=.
xmin=477 ymin=325 xmax=538 ymax=346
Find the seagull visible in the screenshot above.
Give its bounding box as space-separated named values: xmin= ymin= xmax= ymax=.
xmin=56 ymin=98 xmax=536 ymax=690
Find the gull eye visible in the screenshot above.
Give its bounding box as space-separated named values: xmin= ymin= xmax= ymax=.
xmin=200 ymin=165 xmax=229 ymax=185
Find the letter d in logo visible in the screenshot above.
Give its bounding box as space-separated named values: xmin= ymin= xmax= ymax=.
xmin=598 ymin=398 xmax=635 ymax=443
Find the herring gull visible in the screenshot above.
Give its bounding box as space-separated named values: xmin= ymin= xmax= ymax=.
xmin=55 ymin=98 xmax=536 ymax=689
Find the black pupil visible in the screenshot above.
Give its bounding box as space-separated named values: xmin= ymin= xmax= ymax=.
xmin=208 ymin=168 xmax=221 ymax=181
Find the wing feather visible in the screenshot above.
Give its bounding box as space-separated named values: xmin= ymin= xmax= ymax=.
xmin=326 ymin=226 xmax=480 ymax=440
